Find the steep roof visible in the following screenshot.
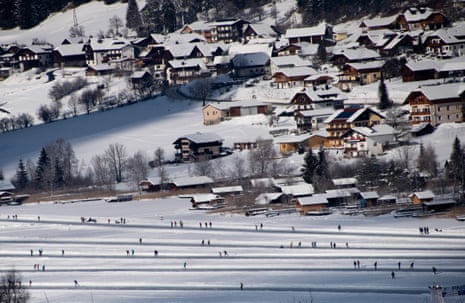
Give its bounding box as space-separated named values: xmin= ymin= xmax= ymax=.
xmin=361 ymin=15 xmax=398 ymax=28
xmin=332 ymin=47 xmax=380 ymax=61
xmin=231 ymin=52 xmax=270 ymax=67
xmin=273 ymin=66 xmax=316 ymax=78
xmin=410 ymin=83 xmax=465 ymax=101
xmin=297 ymin=193 xmax=328 ymax=206
xmin=54 ymin=44 xmax=85 ymax=56
xmin=270 ymin=55 xmax=311 ymax=68
xmin=168 ymin=58 xmax=208 ymax=70
xmin=285 ymin=23 xmax=329 ymax=39
xmin=178 ymin=132 xmax=223 ymax=144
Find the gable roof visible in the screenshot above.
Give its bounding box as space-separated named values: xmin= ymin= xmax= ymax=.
xmin=297 ymin=193 xmax=328 ymax=206
xmin=279 ymin=183 xmax=314 ymax=196
xmin=360 ymin=191 xmax=379 ymax=199
xmin=332 ymin=47 xmax=380 ymax=61
xmin=273 ymin=66 xmax=316 ymax=78
xmin=168 ymin=58 xmax=208 ymax=70
xmin=0 ymin=180 xmax=15 ymax=191
xmin=176 ymin=132 xmax=223 ymax=144
xmin=270 ymin=55 xmax=311 ymax=68
xmin=170 ymin=176 xmax=214 ymax=187
xmin=412 ymin=190 xmax=435 ymax=199
xmin=285 ymin=23 xmax=329 ymax=39
xmin=232 ymin=52 xmax=270 ymax=67
xmin=54 ymin=44 xmax=85 ymax=56
xmin=408 ymin=83 xmax=465 ymax=101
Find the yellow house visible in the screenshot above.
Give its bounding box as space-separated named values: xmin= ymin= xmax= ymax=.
xmin=203 ymin=104 xmax=227 ymax=125
xmin=274 ymin=133 xmax=312 ymax=155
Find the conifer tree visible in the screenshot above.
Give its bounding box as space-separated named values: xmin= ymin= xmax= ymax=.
xmin=126 ymin=0 xmax=142 ymax=34
xmin=378 ymin=75 xmax=392 ymax=110
xmin=446 ymin=137 xmax=464 ymax=184
xmin=16 ymin=159 xmax=29 ymax=190
xmin=35 ymin=147 xmax=51 ymax=189
xmin=301 ymin=149 xmax=319 ymax=184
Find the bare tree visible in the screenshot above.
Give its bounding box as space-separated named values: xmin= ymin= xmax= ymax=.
xmin=228 ymin=154 xmax=248 ymax=182
xmin=417 ymin=144 xmax=438 ymax=177
xmin=0 ymin=269 xmax=30 ymax=303
xmin=192 ymin=159 xmax=213 ymax=177
xmin=109 ymin=15 xmax=123 ymax=37
xmin=91 ymin=154 xmax=113 ymax=189
xmin=105 ymin=143 xmax=128 ymax=183
xmin=188 ymin=78 xmax=212 ymax=106
xmin=249 ymin=138 xmax=277 ymax=177
xmin=68 ymin=94 xmax=79 ymax=117
xmin=126 ymin=151 xmax=149 ymax=191
xmin=158 ymin=165 xmax=169 ymax=190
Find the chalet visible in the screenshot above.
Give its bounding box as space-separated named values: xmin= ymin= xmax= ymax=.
xmin=342 ymin=124 xmax=398 ymax=157
xmin=325 ymin=189 xmax=357 ymax=207
xmin=379 ymin=33 xmax=415 ymax=57
xmin=294 ymin=107 xmax=334 ymax=132
xmin=404 ymin=83 xmax=465 ymax=126
xmin=308 ymin=131 xmax=330 ymax=149
xmin=188 ymin=194 xmax=224 ymax=208
xmin=401 ymin=59 xmax=437 ymax=82
xmin=378 ymin=195 xmax=397 ymax=204
xmin=231 ymin=52 xmax=270 ymax=77
xmin=130 ymin=70 xmax=154 ymax=88
xmin=212 ymin=18 xmax=249 ymax=43
xmin=166 ymin=58 xmax=210 ymax=85
xmin=295 ymin=194 xmax=329 ymax=215
xmin=285 ymin=23 xmax=334 ymax=45
xmin=202 ymin=101 xmax=272 ymax=125
xmin=275 ymin=42 xmax=319 ymax=60
xmin=243 ymin=23 xmax=278 ymax=42
xmin=356 ymin=29 xmax=397 ymax=50
xmin=53 ymin=44 xmax=86 ymax=67
xmin=83 ymin=38 xmax=134 ymax=66
xmin=166 ymin=176 xmax=214 ymax=190
xmin=339 ymin=61 xmax=385 ymax=87
xmin=136 ymin=44 xmax=166 ymax=68
xmin=272 ymin=66 xmax=316 ymax=89
xmin=233 ymin=138 xmax=273 ymax=151
xmin=359 ymin=15 xmax=400 ymax=32
xmin=410 ymin=190 xmax=434 ymax=205
xmin=180 ymin=20 xmax=216 ymax=42
xmin=289 ymin=86 xmax=346 ymax=110
xmin=16 ymin=45 xmax=53 ymax=71
xmin=325 ymin=106 xmax=385 ymax=148
xmin=423 ymin=27 xmax=465 ymax=58
xmin=397 ymin=7 xmax=448 ymax=31
xmin=269 ymin=55 xmax=311 ymax=76
xmin=85 ymin=64 xmax=115 ymax=76
xmin=274 ymin=133 xmax=312 ymax=155
xmin=359 ymin=191 xmax=379 ymax=207
xmin=173 ymin=132 xmax=223 ymax=162
xmin=0 ymin=180 xmax=15 ymax=192
xmin=330 ymin=47 xmax=381 ymax=68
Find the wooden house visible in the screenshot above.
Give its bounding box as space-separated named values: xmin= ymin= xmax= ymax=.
xmin=295 ymin=107 xmax=334 ymax=132
xmin=269 ymin=55 xmax=311 ymax=76
xmin=53 ymin=44 xmax=86 ymax=67
xmin=212 ymin=18 xmax=249 ymax=43
xmin=339 ymin=61 xmax=385 ymax=87
xmin=211 ymin=185 xmax=243 ymax=196
xmin=231 ymin=52 xmax=270 ymax=77
xmin=272 ymin=66 xmax=316 ymax=89
xmin=404 ymin=83 xmax=465 ymax=126
xmin=359 ymin=15 xmax=400 ymax=32
xmin=423 ymin=27 xmax=465 ymax=58
xmin=173 ymin=132 xmax=223 ymax=163
xmin=410 ymin=190 xmax=434 ymax=205
xmin=202 ymin=101 xmax=272 ymax=125
xmin=342 ymin=124 xmax=398 ymax=157
xmin=180 ymin=20 xmax=216 ymax=42
xmin=330 ymin=47 xmax=380 ymax=69
xmin=243 ymin=23 xmax=278 ymax=42
xmin=401 ymin=59 xmax=437 ymax=82
xmin=166 ymin=58 xmax=211 ymax=85
xmin=274 ymin=133 xmax=312 ymax=155
xmin=289 ymin=86 xmax=346 ymax=111
xmin=397 ymin=7 xmax=448 ymax=31
xmin=295 ymin=194 xmax=329 ymax=215
xmin=16 ymin=45 xmax=53 ymax=71
xmin=359 ymin=191 xmax=379 ymax=207
xmin=139 ymin=177 xmax=163 ymax=192
xmin=85 ymin=64 xmax=115 ymax=76
xmin=324 ymin=106 xmax=385 ymax=148
xmin=83 ymin=38 xmax=134 ymax=66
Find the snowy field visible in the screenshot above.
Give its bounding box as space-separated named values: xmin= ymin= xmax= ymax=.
xmin=1 ymin=197 xmax=465 ymax=303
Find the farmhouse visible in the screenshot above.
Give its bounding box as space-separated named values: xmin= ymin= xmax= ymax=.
xmin=272 ymin=66 xmax=316 ymax=89
xmin=285 ymin=23 xmax=334 ymax=45
xmin=325 ymin=106 xmax=385 ymax=148
xmin=342 ymin=124 xmax=398 ymax=157
xmin=339 ymin=61 xmax=385 ymax=86
xmin=173 ymin=132 xmax=223 ymax=162
xmin=410 ymin=190 xmax=435 ymax=205
xmin=404 ymin=83 xmax=465 ymax=126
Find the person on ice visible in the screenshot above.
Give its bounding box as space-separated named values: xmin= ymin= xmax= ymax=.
xmin=391 ymin=271 xmax=395 ymax=279
xmin=74 ymin=280 xmax=79 ymax=287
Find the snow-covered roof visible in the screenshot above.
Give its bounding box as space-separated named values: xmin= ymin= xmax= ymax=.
xmin=411 ymin=83 xmax=465 ymax=101
xmin=351 ymin=124 xmax=397 ymax=137
xmin=346 ymin=61 xmax=385 ymax=70
xmin=273 ymin=66 xmax=316 ymax=78
xmin=255 ymin=192 xmax=285 ymax=205
xmin=332 ymin=177 xmax=357 ymax=186
xmin=412 ymin=190 xmax=435 ymax=200
xmin=211 ymin=186 xmax=243 ymax=194
xmin=285 ymin=23 xmax=329 ymax=39
xmin=183 ymin=20 xmax=212 ymax=32
xmin=347 ymin=107 xmax=384 ymax=123
xmin=332 ymin=47 xmax=380 ymax=61
xmin=87 ymin=64 xmax=115 ymax=71
xmin=228 ymin=43 xmax=273 ymax=57
xmin=170 ymin=176 xmax=214 ymax=187
xmin=190 ymin=193 xmax=223 ymax=203
xmin=297 ymin=107 xmax=334 ymax=118
xmin=360 ymin=191 xmax=379 ymax=199
xmin=274 ymin=133 xmax=312 ymax=144
xmin=270 ymin=55 xmax=311 ymax=68
xmin=206 ymin=100 xmax=268 ymax=110
xmin=250 ymin=178 xmax=274 ymax=188
xmin=178 ymin=132 xmax=223 ymax=144
xmin=297 ymin=193 xmax=328 ymax=206
xmin=0 ymin=180 xmax=15 ymax=191
xmin=402 ymin=7 xmax=436 ymax=23
xmin=325 ymin=189 xmax=353 ymax=199
xmin=231 ymin=52 xmax=270 ymax=68
xmin=361 ymin=15 xmax=398 ymax=28
xmin=88 ymin=38 xmax=130 ymax=51
xmin=245 ymin=23 xmax=277 ymax=38
xmin=280 ymin=183 xmax=314 ymax=196
xmin=168 ymin=58 xmax=208 ymax=70
xmin=54 ymin=44 xmax=85 ymax=56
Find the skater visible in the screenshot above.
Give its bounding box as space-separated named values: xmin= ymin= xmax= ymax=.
xmin=398 ymin=261 xmax=401 ymax=270
xmin=29 ymin=280 xmax=32 ymax=287
xmin=62 ymin=249 xmax=64 ymax=256
xmin=374 ymin=261 xmax=377 ymax=271
xmin=357 ymin=260 xmax=360 ymax=269
xmin=201 ymin=240 xmax=205 ymax=246
xmin=154 ymin=250 xmax=158 ymax=256
xmin=240 ymin=282 xmax=243 ymax=290
xmin=74 ymin=280 xmax=79 ymax=287
xmin=410 ymin=262 xmax=414 ymax=270
xmin=207 ymin=240 xmax=210 ymax=246
xmin=432 ymin=266 xmax=437 ymax=275
xmin=353 ymin=260 xmax=357 ymax=270
xmin=139 ymin=238 xmax=142 ymax=245
xmin=391 ymin=271 xmax=395 ymax=279
xmin=30 ymin=249 xmax=33 ymax=256
xmin=183 ymin=262 xmax=187 ymax=270
xmin=224 ymin=250 xmax=228 ymax=256
xmin=126 ymin=250 xmax=130 ymax=256
xmin=131 ymin=249 xmax=134 ymax=256
xmin=338 ymin=224 xmax=341 ymax=231
xmin=209 ymin=222 xmax=212 ymax=228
